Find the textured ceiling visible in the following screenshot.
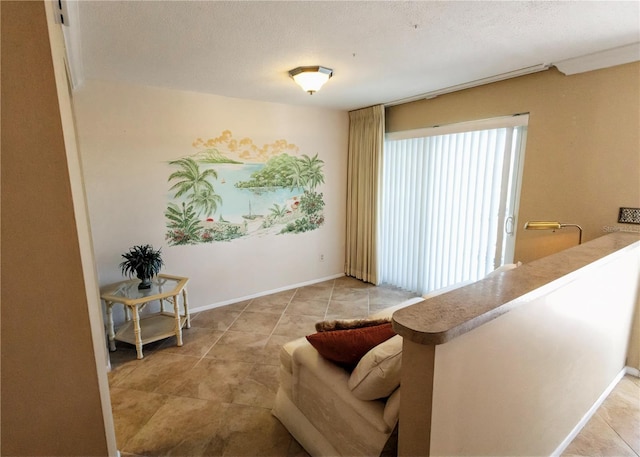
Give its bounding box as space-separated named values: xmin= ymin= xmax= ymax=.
xmin=73 ymin=1 xmax=640 ymax=111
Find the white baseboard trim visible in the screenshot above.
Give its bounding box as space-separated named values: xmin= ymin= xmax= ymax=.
xmin=550 ymin=368 xmax=627 ymax=457
xmin=190 ymin=273 xmax=345 ymax=314
xmin=625 ymin=366 xmax=640 ymax=377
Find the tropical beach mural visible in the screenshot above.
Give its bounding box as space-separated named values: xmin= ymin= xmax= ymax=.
xmin=165 ymin=130 xmax=326 ymax=245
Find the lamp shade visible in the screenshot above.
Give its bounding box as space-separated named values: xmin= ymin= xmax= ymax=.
xmin=523 ymin=221 xmax=562 ymax=230
xmin=524 ymin=220 xmax=583 ymax=244
xmin=289 ymin=66 xmax=333 ymax=94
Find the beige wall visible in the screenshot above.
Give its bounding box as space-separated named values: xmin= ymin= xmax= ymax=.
xmin=397 ymin=235 xmax=640 ymax=456
xmin=430 ymin=240 xmax=639 ymax=455
xmin=73 ymin=81 xmax=349 ymax=314
xmin=386 ymin=64 xmax=640 ymax=263
xmin=1 ymin=1 xmax=115 ymax=455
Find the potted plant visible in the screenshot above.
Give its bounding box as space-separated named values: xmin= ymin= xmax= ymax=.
xmin=119 ymin=244 xmax=164 ymax=289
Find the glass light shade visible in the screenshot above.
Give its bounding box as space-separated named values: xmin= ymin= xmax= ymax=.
xmin=289 ymin=66 xmax=333 ymax=94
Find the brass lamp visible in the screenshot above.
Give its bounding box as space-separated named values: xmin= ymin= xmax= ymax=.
xmin=524 ymin=221 xmax=583 ymax=244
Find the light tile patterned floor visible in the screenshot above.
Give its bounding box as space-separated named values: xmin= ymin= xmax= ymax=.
xmin=108 ymin=276 xmax=417 ymax=456
xmin=108 ymin=276 xmax=640 ymax=456
xmin=562 ymin=375 xmax=640 ymax=457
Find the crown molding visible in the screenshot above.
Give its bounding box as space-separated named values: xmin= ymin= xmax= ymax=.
xmin=385 ymin=64 xmax=551 ymax=106
xmin=553 ymin=43 xmax=640 ymax=75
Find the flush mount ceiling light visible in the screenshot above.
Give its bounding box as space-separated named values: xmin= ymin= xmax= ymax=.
xmin=288 ymin=66 xmax=333 ymax=94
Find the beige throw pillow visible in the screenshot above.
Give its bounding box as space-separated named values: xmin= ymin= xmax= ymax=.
xmin=348 ymin=335 xmax=402 ymax=400
xmin=383 ymin=388 xmax=401 ymax=429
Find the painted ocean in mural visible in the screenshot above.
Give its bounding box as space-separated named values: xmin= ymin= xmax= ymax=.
xmin=165 ymin=131 xmax=325 ymax=245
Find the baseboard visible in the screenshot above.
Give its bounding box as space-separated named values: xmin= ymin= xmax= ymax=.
xmin=190 ymin=273 xmax=345 ymax=313
xmin=550 ymin=368 xmax=627 ymax=457
xmin=625 ymin=366 xmax=640 ymax=377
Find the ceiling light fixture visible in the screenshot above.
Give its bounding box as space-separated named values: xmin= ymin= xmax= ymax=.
xmin=288 ymin=66 xmax=333 ymax=94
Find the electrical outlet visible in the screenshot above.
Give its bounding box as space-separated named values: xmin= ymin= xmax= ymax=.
xmin=320 ymin=254 xmax=325 ymax=262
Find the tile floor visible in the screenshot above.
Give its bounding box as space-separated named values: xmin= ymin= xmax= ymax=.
xmin=562 ymin=375 xmax=640 ymax=457
xmin=108 ymin=276 xmax=418 ymax=456
xmin=108 ymin=276 xmax=640 ymax=457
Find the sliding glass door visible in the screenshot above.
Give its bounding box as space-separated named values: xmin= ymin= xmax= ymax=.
xmin=379 ymin=115 xmax=527 ymax=295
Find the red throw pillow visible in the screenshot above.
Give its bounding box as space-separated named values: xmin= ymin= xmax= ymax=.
xmin=306 ymin=323 xmax=396 ymax=370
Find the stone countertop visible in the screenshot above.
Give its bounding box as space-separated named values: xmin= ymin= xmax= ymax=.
xmin=392 ymin=232 xmax=640 ymax=346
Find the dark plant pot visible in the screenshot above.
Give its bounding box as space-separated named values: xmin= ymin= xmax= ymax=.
xmin=137 ymin=276 xmax=152 ymax=290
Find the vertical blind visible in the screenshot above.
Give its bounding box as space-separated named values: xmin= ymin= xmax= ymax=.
xmin=379 ymin=117 xmax=527 ymax=295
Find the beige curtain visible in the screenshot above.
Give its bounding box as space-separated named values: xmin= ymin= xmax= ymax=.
xmin=345 ymin=105 xmax=385 ymax=284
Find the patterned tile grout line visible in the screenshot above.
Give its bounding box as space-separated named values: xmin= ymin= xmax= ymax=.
xmin=323 ymin=279 xmax=336 ymax=321
xmin=598 ymin=410 xmax=640 ymax=456
xmin=193 ymin=299 xmax=252 ymax=369
xmin=264 ymin=286 xmax=302 ymax=342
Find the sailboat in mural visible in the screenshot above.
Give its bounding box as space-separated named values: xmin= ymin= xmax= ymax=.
xmin=242 ymin=200 xmax=262 ymax=220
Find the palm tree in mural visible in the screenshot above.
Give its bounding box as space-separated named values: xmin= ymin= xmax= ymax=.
xmin=298 ymin=153 xmax=325 ymax=190
xmin=168 ymin=157 xmax=219 ymax=199
xmin=269 ymin=203 xmax=288 ymax=220
xmin=286 ymin=159 xmax=306 ymax=191
xmin=286 ymin=154 xmax=324 ymax=191
xmin=168 ymin=157 xmax=222 ymax=217
xmin=165 ymin=202 xmax=202 ymax=245
xmin=191 ymin=188 xmax=222 ymax=218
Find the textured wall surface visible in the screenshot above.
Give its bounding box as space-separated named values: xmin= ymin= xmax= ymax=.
xmin=73 ymin=80 xmax=348 ymax=317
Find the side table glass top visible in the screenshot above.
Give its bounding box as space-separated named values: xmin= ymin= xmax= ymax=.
xmin=101 ymin=274 xmax=188 ymax=304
